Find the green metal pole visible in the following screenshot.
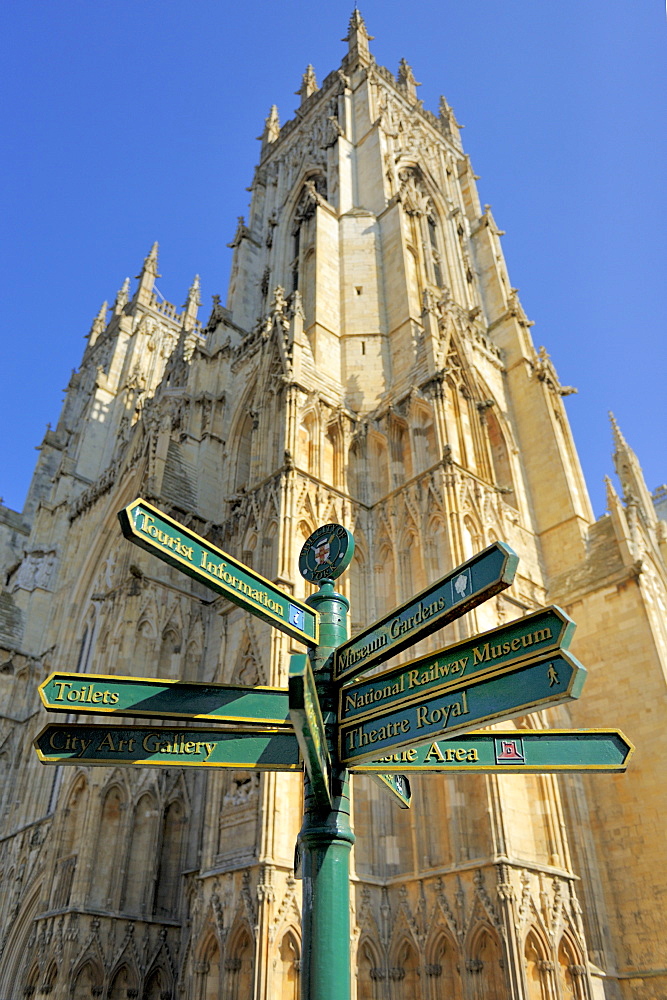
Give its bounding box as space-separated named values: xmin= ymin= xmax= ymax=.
xmin=298 ymin=582 xmax=355 ymax=1000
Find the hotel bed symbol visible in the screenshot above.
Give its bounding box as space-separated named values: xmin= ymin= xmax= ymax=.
xmin=495 ymin=737 xmax=526 ymax=764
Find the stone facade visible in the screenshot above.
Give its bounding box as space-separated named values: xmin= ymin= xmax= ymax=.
xmin=1 ymin=12 xmax=666 ymax=1000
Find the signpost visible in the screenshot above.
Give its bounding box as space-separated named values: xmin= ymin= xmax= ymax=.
xmin=289 ymin=654 xmax=333 ymax=810
xmin=32 ymin=510 xmax=632 ymax=1000
xmin=39 ymin=670 xmax=291 ymax=728
xmin=350 ymin=729 xmax=634 ymax=774
xmin=118 ymin=498 xmax=317 ymax=646
xmin=332 ymin=540 xmax=519 ymax=682
xmin=34 ymin=723 xmax=301 ymax=769
xmin=338 ymin=651 xmax=587 ymax=766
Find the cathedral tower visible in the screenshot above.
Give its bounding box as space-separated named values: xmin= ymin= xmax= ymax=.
xmin=0 ymin=12 xmax=665 ymax=1000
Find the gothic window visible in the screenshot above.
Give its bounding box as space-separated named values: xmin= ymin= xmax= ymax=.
xmin=144 ymin=967 xmax=170 ymax=1000
xmin=375 ymin=539 xmax=397 ymax=613
xmin=75 ymin=607 xmax=97 ymax=673
xmin=425 ymin=517 xmax=449 ymax=585
xmin=349 ymin=537 xmax=368 ymax=632
xmin=426 ymin=931 xmax=462 ymax=1000
xmin=357 ymin=940 xmax=382 ymax=1000
xmin=158 ymin=626 xmax=181 ymax=679
xmin=398 ymin=532 xmax=424 ymax=604
xmin=154 ymin=798 xmax=186 ymax=918
xmin=234 ymin=412 xmax=254 ymax=491
xmin=389 ymin=418 xmax=413 ymax=485
xmin=121 ymin=793 xmax=158 ymax=915
xmin=277 ymin=931 xmax=300 ymax=1000
xmin=486 ymin=409 xmax=517 ymax=508
xmin=290 ymin=175 xmax=326 ymax=301
xmin=108 ymin=966 xmax=138 ymax=1000
xmin=347 ymin=439 xmax=366 ymax=502
xmin=428 ymin=214 xmax=444 ymax=288
xmin=225 ymin=927 xmax=254 ymax=1000
xmin=201 ymin=937 xmax=222 ymax=1000
xmin=262 ymin=519 xmax=278 ymax=580
xmin=70 ymin=962 xmax=102 ymax=1000
xmin=51 ymin=774 xmax=88 ymax=909
xmin=524 ymin=933 xmax=550 ymax=1000
xmin=368 ymin=433 xmax=390 ymax=502
xmin=412 ymin=405 xmax=437 ymax=473
xmin=88 ymin=784 xmax=125 ymax=908
xmin=470 ymin=929 xmax=505 ymax=1000
xmin=557 ymin=936 xmax=586 ymax=999
xmin=389 ymin=938 xmax=420 ymax=999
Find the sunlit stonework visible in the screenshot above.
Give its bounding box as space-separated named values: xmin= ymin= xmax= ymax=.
xmin=1 ymin=11 xmax=666 ymax=1000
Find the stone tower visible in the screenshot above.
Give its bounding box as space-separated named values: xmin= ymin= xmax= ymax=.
xmin=1 ymin=11 xmax=666 ymax=1000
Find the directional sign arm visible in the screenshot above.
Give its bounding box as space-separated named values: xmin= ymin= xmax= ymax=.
xmin=288 ymin=654 xmax=332 ymax=810
xmin=333 ymin=541 xmax=519 ymax=682
xmin=349 ymin=730 xmax=634 ymax=773
xmin=39 ymin=671 xmax=291 ymax=728
xmin=118 ymin=498 xmax=317 ymax=646
xmin=34 ymin=724 xmax=301 ymax=770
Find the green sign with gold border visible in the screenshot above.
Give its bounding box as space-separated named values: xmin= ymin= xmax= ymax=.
xmin=34 ymin=723 xmax=302 ymax=769
xmin=118 ymin=498 xmax=317 ymax=646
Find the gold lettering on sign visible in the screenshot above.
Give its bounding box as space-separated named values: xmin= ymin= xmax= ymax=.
xmin=472 ymin=627 xmax=553 ymax=665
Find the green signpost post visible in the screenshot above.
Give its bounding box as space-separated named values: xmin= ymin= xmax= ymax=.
xmin=32 ymin=502 xmax=633 ymax=1000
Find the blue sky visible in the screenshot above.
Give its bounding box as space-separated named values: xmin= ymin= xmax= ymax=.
xmin=0 ymin=1 xmax=664 ymax=517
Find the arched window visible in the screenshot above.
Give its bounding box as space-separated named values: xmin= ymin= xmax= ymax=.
xmin=357 ymin=939 xmax=382 ymax=1000
xmin=52 ymin=774 xmax=88 ymax=909
xmin=426 ymin=931 xmax=462 ymax=1000
xmin=154 ymin=798 xmax=186 ymax=919
xmin=470 ymin=929 xmax=505 ymax=1000
xmin=144 ymin=966 xmax=170 ymax=1000
xmin=225 ymin=927 xmax=254 ymax=1000
xmin=158 ymin=627 xmax=181 ymax=679
xmin=70 ymin=962 xmax=102 ymax=1000
xmin=122 ymin=793 xmax=158 ymax=915
xmin=201 ymin=937 xmax=221 ymax=1000
xmin=558 ymin=936 xmax=586 ymax=999
xmin=390 ymin=937 xmax=420 ymax=999
xmin=234 ymin=413 xmax=254 ymax=491
xmin=486 ymin=408 xmax=517 ymax=508
xmin=277 ymin=930 xmax=300 ymax=1000
xmin=108 ymin=965 xmax=138 ymax=1000
xmin=524 ymin=932 xmax=550 ymax=1000
xmin=89 ymin=785 xmax=124 ymax=908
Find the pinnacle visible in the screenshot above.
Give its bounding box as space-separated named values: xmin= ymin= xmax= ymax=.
xmin=343 ymin=7 xmax=373 ymax=42
xmin=609 ymin=411 xmax=628 ymax=450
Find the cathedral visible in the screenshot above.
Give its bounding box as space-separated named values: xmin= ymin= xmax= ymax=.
xmin=1 ymin=12 xmax=666 ymax=1000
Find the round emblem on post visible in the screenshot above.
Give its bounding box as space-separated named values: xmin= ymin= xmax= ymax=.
xmin=299 ymin=523 xmax=355 ymax=584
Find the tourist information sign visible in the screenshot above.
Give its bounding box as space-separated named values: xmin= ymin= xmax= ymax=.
xmin=118 ymin=498 xmax=317 ymax=646
xmin=338 ymin=606 xmax=574 ymax=727
xmin=350 ymin=729 xmax=634 ymax=774
xmin=338 ymin=650 xmax=587 ymax=766
xmin=39 ymin=670 xmax=291 ymax=728
xmin=34 ymin=723 xmax=301 ymax=770
xmin=289 ymin=654 xmax=332 ymax=810
xmin=332 ymin=541 xmax=519 ymax=682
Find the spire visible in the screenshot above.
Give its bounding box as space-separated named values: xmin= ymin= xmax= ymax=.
xmin=87 ymin=301 xmax=108 ymax=345
xmin=342 ymin=8 xmax=373 ymax=69
xmin=610 ymin=411 xmax=656 ymax=524
xmin=258 ymin=106 xmax=280 ymax=150
xmin=397 ymin=58 xmax=421 ymax=102
xmin=296 ymin=65 xmax=319 ymax=105
xmin=182 ymin=274 xmax=202 ymax=329
xmin=113 ymin=277 xmax=130 ymax=316
xmin=134 ymin=242 xmax=160 ymax=305
xmin=438 ymin=95 xmax=464 ymax=148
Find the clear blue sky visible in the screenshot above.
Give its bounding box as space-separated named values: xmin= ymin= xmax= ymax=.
xmin=0 ymin=1 xmax=664 ymax=518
